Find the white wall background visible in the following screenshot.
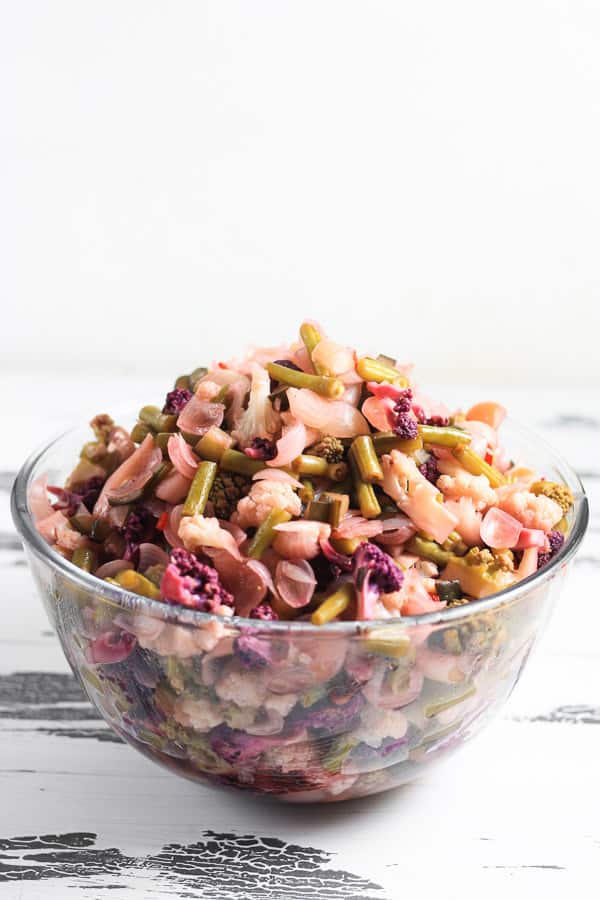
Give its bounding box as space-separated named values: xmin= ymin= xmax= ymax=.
xmin=2 ymin=1 xmax=600 ymax=386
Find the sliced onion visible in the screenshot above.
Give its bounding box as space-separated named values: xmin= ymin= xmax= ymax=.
xmin=168 ymin=434 xmax=199 ymax=479
xmin=361 ymin=395 xmax=395 ymax=432
xmin=177 ymin=395 xmax=225 ymax=436
xmin=311 ymin=338 xmax=355 ymax=376
xmin=266 ymin=418 xmax=307 ymax=468
xmin=95 ymin=559 xmax=133 ymax=579
xmin=516 ymin=546 xmax=538 ymax=580
xmin=272 ymin=521 xmax=330 ymax=560
xmin=28 ymin=475 xmax=55 ymax=522
xmin=319 ymin=538 xmax=353 ymax=571
xmin=287 ymin=388 xmax=370 ymax=437
xmin=334 ymin=515 xmax=384 ymax=539
xmin=94 ymin=435 xmax=162 ymax=516
xmin=463 ymin=419 xmax=497 ymax=450
xmin=86 ymin=630 xmax=136 ymax=665
xmin=107 ymin=426 xmax=135 ymax=462
xmin=341 ymin=383 xmax=362 ymax=407
xmin=466 ymin=401 xmax=507 ymax=430
xmin=252 ymin=468 xmax=304 ymax=490
xmin=514 ymin=528 xmax=548 ymax=550
xmin=274 ymin=559 xmax=316 ymax=608
xmin=480 ymin=507 xmax=522 ymax=549
xmin=245 ymin=558 xmax=276 ymax=595
xmin=138 ymin=542 xmax=170 ymax=572
xmin=36 ymin=510 xmax=69 ymax=542
xmin=209 ymin=549 xmax=269 ymax=616
xmin=164 ymin=504 xmax=184 ymax=548
xmin=155 ymin=469 xmax=192 ymax=504
xmin=107 ymin=505 xmax=130 ymax=528
xmin=218 ymin=519 xmax=247 ymax=546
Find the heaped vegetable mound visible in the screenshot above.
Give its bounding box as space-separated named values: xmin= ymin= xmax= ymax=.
xmin=33 ymin=320 xmax=575 ymax=622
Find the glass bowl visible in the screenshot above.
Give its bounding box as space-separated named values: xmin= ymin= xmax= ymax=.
xmin=11 ymin=419 xmax=588 ymax=803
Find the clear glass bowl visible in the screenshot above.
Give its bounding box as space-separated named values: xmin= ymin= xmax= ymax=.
xmin=11 ymin=420 xmax=589 ymax=803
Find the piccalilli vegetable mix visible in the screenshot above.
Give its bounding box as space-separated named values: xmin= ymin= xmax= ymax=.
xmin=34 ymin=321 xmax=572 ymax=623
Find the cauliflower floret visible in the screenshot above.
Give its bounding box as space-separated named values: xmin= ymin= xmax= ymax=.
xmin=178 ymin=515 xmax=241 ymax=558
xmin=232 ymin=362 xmax=280 ymax=447
xmin=264 ymin=692 xmax=299 ymax=716
xmin=234 ymin=480 xmax=302 ymax=529
xmin=495 ymin=486 xmax=562 ymax=532
xmin=173 ymin=695 xmax=224 ymax=732
xmin=353 ymin=704 xmax=408 ymax=749
xmin=194 ymin=380 xmax=222 ymax=401
xmin=437 ymin=471 xmax=496 ymax=511
xmin=214 ymin=661 xmax=269 ymax=707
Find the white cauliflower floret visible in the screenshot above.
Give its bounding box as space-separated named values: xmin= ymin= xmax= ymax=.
xmin=264 ymin=692 xmax=299 ymax=716
xmin=214 ymin=662 xmax=268 ymax=707
xmin=232 ymin=362 xmax=280 ymax=448
xmin=173 ymin=695 xmax=223 ymax=732
xmin=353 ymin=704 xmax=408 ymax=748
xmin=495 ymin=486 xmax=562 ymax=532
xmin=234 ymin=480 xmax=302 ymax=529
xmin=437 ymin=471 xmax=496 ymax=511
xmin=178 ymin=515 xmax=241 ymax=558
xmin=195 ymin=380 xmax=222 ymax=401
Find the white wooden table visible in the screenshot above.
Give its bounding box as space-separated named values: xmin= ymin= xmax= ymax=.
xmin=1 ymin=375 xmax=598 ymax=899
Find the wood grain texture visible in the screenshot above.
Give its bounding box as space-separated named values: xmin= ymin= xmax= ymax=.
xmin=1 ymin=376 xmax=598 ymax=899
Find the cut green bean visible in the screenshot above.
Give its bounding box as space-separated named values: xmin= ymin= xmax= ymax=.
xmin=155 ymin=432 xmax=173 ymax=456
xmin=299 ymin=321 xmax=326 ymax=375
xmin=326 ymin=461 xmax=349 ymax=482
xmin=71 ymin=546 xmax=97 ymax=573
xmin=305 ymin=499 xmax=332 ymax=522
xmin=311 ymin=583 xmax=355 ymax=625
xmin=299 ymin=479 xmax=314 ymax=505
xmin=247 ymin=508 xmax=292 ymax=559
xmin=69 ymin=514 xmax=111 ymax=542
xmin=405 ymin=535 xmax=451 ymax=567
xmin=195 ymin=427 xmax=232 ymax=462
xmin=212 ymin=384 xmax=229 ymax=404
xmin=331 ymin=536 xmax=363 ymax=554
xmin=174 ymin=374 xmax=191 ymax=390
xmin=419 ymin=424 xmax=471 ymax=448
xmin=372 ymin=432 xmax=423 ymax=456
xmin=452 ymin=445 xmax=507 ymax=487
xmin=364 ymin=629 xmax=412 ymax=659
xmin=376 ymin=353 xmax=397 ymax=367
xmin=219 ymin=449 xmax=264 ymax=477
xmin=182 ymin=461 xmax=218 ymax=517
xmin=435 ymin=580 xmax=463 ymax=602
xmin=318 ymin=491 xmax=350 ymax=528
xmin=292 ymin=454 xmax=329 ymax=477
xmin=131 ymin=422 xmax=151 ymax=444
xmin=356 ymin=357 xmax=408 ymax=386
xmin=349 ymin=450 xmax=381 ymax=519
xmin=115 ymin=568 xmax=161 ymax=599
xmin=266 ymin=362 xmax=344 ymax=399
xmin=189 ymin=366 xmax=209 ymax=392
xmin=139 ymin=405 xmax=178 ymax=434
xmin=442 ymin=531 xmax=469 ymax=557
xmin=351 ymin=435 xmax=383 ymax=483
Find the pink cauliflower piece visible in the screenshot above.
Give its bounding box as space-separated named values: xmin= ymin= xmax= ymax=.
xmin=234 ymin=479 xmax=302 ymax=529
xmin=443 ymin=497 xmax=482 ymax=546
xmin=178 ymin=515 xmax=242 ymax=559
xmin=381 ymin=450 xmax=458 ymax=544
xmin=437 ymin=470 xmax=497 ymax=511
xmin=495 ymin=486 xmax=563 ymax=533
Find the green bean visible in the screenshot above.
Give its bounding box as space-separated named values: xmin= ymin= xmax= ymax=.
xmin=69 ymin=514 xmax=111 ymax=542
xmin=311 ymin=583 xmax=355 ymax=625
xmin=419 ymin=424 xmax=471 ymax=448
xmin=326 ymin=461 xmax=349 ymax=482
xmin=189 ymin=366 xmax=209 ymax=392
xmin=349 ymin=450 xmax=381 ymax=519
xmin=212 ymin=384 xmax=229 ymax=404
xmin=131 ymin=422 xmax=151 ymax=444
xmin=356 ymin=357 xmax=408 ymax=386
xmin=331 ymin=536 xmax=363 ymax=554
xmin=435 ymin=580 xmax=463 ymax=602
xmin=318 ymin=492 xmax=350 ymax=528
xmin=115 ymin=568 xmax=161 ymax=599
xmin=292 ymin=454 xmax=329 ymax=477
xmin=182 ymin=461 xmax=218 ymax=517
xmin=71 ymin=546 xmax=97 ymax=573
xmin=364 ymin=629 xmax=412 ymax=659
xmin=174 ymin=374 xmax=191 ymax=390
xmin=247 ymin=508 xmax=292 ymax=559
xmin=351 ymin=435 xmax=383 ymax=483
xmin=442 ymin=532 xmax=469 ymax=557
xmin=219 ymin=449 xmax=264 ymax=477
xmin=304 ymin=499 xmax=331 ymax=522
xmin=405 ymin=535 xmax=451 ymax=567
xmin=195 ymin=427 xmax=232 ymax=462
xmin=139 ymin=405 xmax=178 ymax=434
xmin=155 ymin=432 xmax=173 ymax=456
xmin=327 ymin=476 xmax=354 ymax=495
xmin=299 ymin=478 xmax=314 ymax=505
xmin=371 ymin=432 xmax=423 ymax=455
xmin=424 ymin=685 xmax=476 ymax=719
xmin=452 ymin=445 xmax=507 ymax=487
xmin=376 ymin=353 xmax=397 ymax=367
xmin=299 ymin=322 xmax=326 ymax=375
xmin=266 ymin=362 xmax=344 ymax=399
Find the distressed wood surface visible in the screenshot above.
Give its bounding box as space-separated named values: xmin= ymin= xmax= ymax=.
xmin=1 ymin=375 xmax=598 ymax=899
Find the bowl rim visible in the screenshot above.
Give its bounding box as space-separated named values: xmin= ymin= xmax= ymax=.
xmin=11 ymin=417 xmax=590 ymax=634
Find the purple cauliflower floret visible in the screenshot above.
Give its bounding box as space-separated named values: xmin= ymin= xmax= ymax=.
xmin=48 ymin=474 xmax=106 ymax=516
xmin=419 ymin=455 xmax=440 ymax=485
xmin=244 ymin=437 xmax=277 ymax=461
xmin=234 ymin=632 xmax=275 ymax=669
xmin=294 ymin=692 xmax=363 ymax=735
xmin=352 ymin=542 xmax=403 ymax=620
xmin=249 ymin=603 xmax=279 ymax=621
xmin=209 ymin=723 xmax=302 ymax=764
xmin=163 ymin=388 xmax=193 ymax=415
xmin=537 ymin=530 xmax=565 ymax=569
xmin=387 ymin=389 xmax=419 ymax=439
xmin=79 ymin=475 xmax=106 ymax=511
xmin=120 ymin=508 xmax=157 ymax=561
xmin=160 ymin=548 xmax=233 ymax=611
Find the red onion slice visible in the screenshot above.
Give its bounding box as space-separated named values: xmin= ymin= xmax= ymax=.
xmin=177 ymin=395 xmax=225 ymax=436
xmin=480 ymin=507 xmax=522 ymax=549
xmin=168 ymin=434 xmax=199 ymax=479
xmin=274 ymin=559 xmax=316 ymax=608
